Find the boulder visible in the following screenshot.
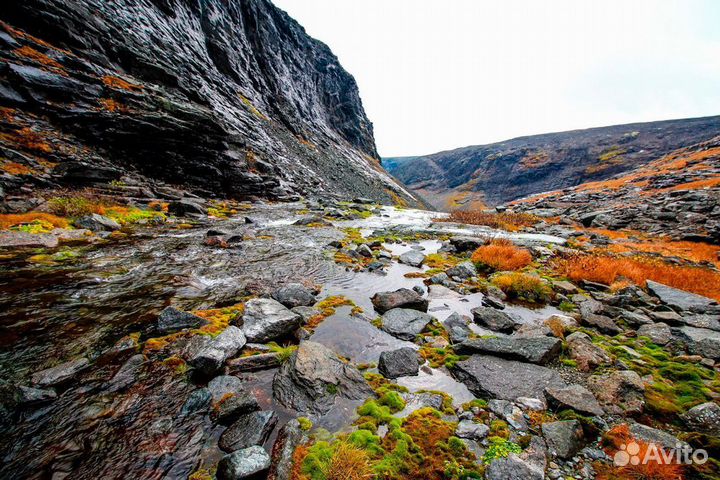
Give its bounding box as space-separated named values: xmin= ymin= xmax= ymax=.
xmin=488 ymin=399 xmax=528 ymax=431
xmin=566 ymin=331 xmax=612 ymax=371
xmin=446 ymin=261 xmax=477 ymax=279
xmin=581 ymin=313 xmax=622 ymax=335
xmin=74 ymin=214 xmax=121 ymax=232
xmin=157 ymin=306 xmax=208 ymax=334
xmin=637 ymin=322 xmax=672 ymax=345
xmin=471 ymin=307 xmax=520 ymax=333
xmin=217 ymin=445 xmax=271 ymax=480
xmin=271 ymin=283 xmax=316 ymax=309
xmin=207 ymin=375 xmax=260 ymax=424
xmin=31 ymin=357 xmax=90 ymax=387
xmin=442 ymin=312 xmax=472 ymax=344
xmin=452 ymin=355 xmax=565 ymax=401
xmin=485 ymin=435 xmax=546 ymax=480
xmin=544 ymin=384 xmax=604 ymax=416
xmin=681 ymin=402 xmax=720 ymax=436
xmin=629 ymin=423 xmax=688 ymax=450
xmin=542 ymin=420 xmax=584 ymax=459
xmin=647 ymin=280 xmax=717 ymax=312
xmin=371 ymin=288 xmax=428 ymax=314
xmin=379 ymin=308 xmax=434 ymax=341
xmin=675 ymin=326 xmax=720 ymax=360
xmin=219 ymin=410 xmax=278 ymax=452
xmin=168 ymin=199 xmax=207 ymax=216
xmin=378 ymin=347 xmax=420 ymax=379
xmin=455 ymin=337 xmax=562 ymax=365
xmin=242 ymin=298 xmax=302 ymax=343
xmin=396 ymin=392 xmax=445 ymax=418
xmin=448 ymin=236 xmax=485 ymax=252
xmin=268 ymin=419 xmax=309 ymax=480
xmin=587 ymin=370 xmax=645 ymax=415
xmin=455 ymin=420 xmax=490 ymax=440
xmin=398 ymin=250 xmax=425 ymax=267
xmin=273 ymin=341 xmax=373 ymax=415
xmin=190 ymin=326 xmax=246 ymax=376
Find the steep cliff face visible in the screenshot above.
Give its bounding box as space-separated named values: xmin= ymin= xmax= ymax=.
xmin=0 ymin=0 xmax=419 ymax=205
xmin=385 ymin=116 xmax=720 ymax=210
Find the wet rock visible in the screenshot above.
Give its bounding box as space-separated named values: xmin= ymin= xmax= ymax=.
xmin=273 ymin=341 xmax=373 ymax=415
xmin=442 ymin=312 xmax=472 ymax=344
xmin=552 ymin=280 xmax=578 ymax=295
xmin=105 ymin=354 xmax=144 ymax=393
xmin=544 ymin=384 xmax=604 ymax=416
xmin=271 ymin=283 xmax=316 ymax=309
xmin=681 ymin=402 xmax=720 ymax=436
xmin=291 ymin=306 xmax=321 ymax=323
xmin=16 ymin=385 xmax=57 ymax=405
xmin=449 ymin=236 xmax=485 ymax=252
xmin=488 ymin=399 xmax=528 ymax=430
xmin=587 ymin=370 xmax=645 ymax=415
xmin=481 ymin=296 xmax=506 ymax=310
xmin=180 ymin=388 xmax=212 ymax=416
xmin=190 ymin=326 xmax=246 ymax=376
xmin=399 ymin=250 xmax=425 ymax=267
xmin=485 ymin=435 xmax=546 ymax=480
xmin=217 ymin=445 xmax=271 ymax=480
xmin=378 ymin=347 xmax=420 ymax=379
xmin=168 ymin=200 xmax=207 ymax=217
xmin=647 ymin=280 xmax=717 ymax=312
xmin=0 ymin=231 xmax=59 ymax=248
xmin=412 ymin=285 xmax=425 ymax=296
xmin=379 ymin=308 xmax=434 ymax=341
xmin=675 ymin=326 xmax=720 ymax=360
xmin=446 ymin=261 xmax=477 ymax=279
xmin=268 ymin=419 xmax=309 ymax=480
xmin=97 ymin=335 xmax=140 ymax=365
xmin=157 ymin=306 xmax=208 ymax=334
xmin=566 ymin=331 xmax=612 ymax=371
xmin=455 ymin=420 xmax=490 ymax=440
xmin=31 ymin=357 xmax=90 ymax=387
xmin=452 ymin=355 xmax=565 ymax=401
xmin=242 ymin=298 xmax=302 ymax=343
xmin=471 ymin=307 xmax=520 ymax=333
xmin=356 ymin=244 xmax=373 ymax=257
xmin=542 ymin=420 xmax=584 ymax=459
xmin=637 ymin=322 xmax=672 ymax=345
xmin=396 ymin=392 xmax=445 ymax=418
xmin=371 ymin=288 xmax=428 ymax=314
xmin=455 ymin=337 xmax=561 ymax=365
xmin=294 ymin=215 xmax=330 ymax=226
xmin=581 ymin=313 xmax=622 ymax=335
xmin=228 ymin=353 xmax=280 ymax=373
xmin=73 ymin=214 xmax=121 ymax=232
xmin=219 ymin=410 xmax=278 ymax=452
xmin=629 ymin=423 xmax=688 ymax=450
xmin=208 ymin=375 xmax=260 ymax=424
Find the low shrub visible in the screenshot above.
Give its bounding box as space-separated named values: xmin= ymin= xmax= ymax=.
xmin=471 ymin=239 xmax=532 ymax=272
xmin=490 ymin=272 xmax=552 ymax=303
xmin=438 ymin=211 xmax=541 ymax=232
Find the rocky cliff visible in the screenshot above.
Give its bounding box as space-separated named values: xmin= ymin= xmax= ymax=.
xmin=384 ymin=116 xmax=720 ymax=210
xmin=0 ymin=0 xmax=420 ymax=205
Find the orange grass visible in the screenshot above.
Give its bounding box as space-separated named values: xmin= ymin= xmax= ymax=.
xmin=553 ymin=253 xmax=720 ymax=301
xmin=102 ymin=75 xmax=143 ymax=92
xmin=471 ymin=239 xmax=533 ymax=271
xmin=13 ymin=45 xmax=65 ymax=72
xmin=0 ymin=212 xmax=69 ymax=230
xmin=0 ymin=127 xmax=53 ymax=153
xmin=605 ymin=239 xmax=720 ymax=268
xmin=438 ymin=210 xmax=541 ymax=231
xmin=1 ymin=161 xmax=35 ymax=175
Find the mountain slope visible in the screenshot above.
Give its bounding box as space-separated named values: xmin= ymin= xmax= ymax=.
xmin=0 ymin=0 xmax=420 ymax=206
xmin=384 ymin=116 xmax=720 ymax=210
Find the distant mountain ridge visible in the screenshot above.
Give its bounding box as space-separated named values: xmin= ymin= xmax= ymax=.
xmin=384 ymin=115 xmax=720 ymax=210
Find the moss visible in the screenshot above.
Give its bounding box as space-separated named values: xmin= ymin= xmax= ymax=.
xmin=481 ymin=437 xmax=522 ymax=464
xmin=378 ymin=391 xmax=406 ymax=413
xmin=558 ymin=301 xmax=576 ymax=312
xmin=489 ymin=420 xmax=510 ymax=439
xmin=326 ymin=383 xmax=339 ymax=395
xmin=419 ymin=346 xmax=466 ymax=369
xmin=268 ymin=342 xmax=297 ymax=363
xmin=297 ymin=416 xmax=313 ymax=431
xmin=461 ymin=399 xmax=488 ymax=410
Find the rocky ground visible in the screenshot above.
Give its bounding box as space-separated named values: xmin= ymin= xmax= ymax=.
xmin=1 ymin=188 xmax=719 ymax=480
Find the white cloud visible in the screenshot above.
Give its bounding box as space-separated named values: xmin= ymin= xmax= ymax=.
xmin=272 ymin=0 xmax=720 ymax=156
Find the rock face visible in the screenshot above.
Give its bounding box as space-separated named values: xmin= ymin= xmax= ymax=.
xmin=371 ymin=289 xmax=429 ymax=314
xmin=273 ymin=341 xmax=373 ymax=415
xmin=452 ymin=355 xmax=565 ymax=401
xmin=0 ymin=0 xmax=421 ymax=205
xmin=379 ymin=308 xmax=434 ymax=341
xmin=241 ymin=298 xmax=302 ymax=343
xmin=378 ymin=347 xmax=419 ymax=379
xmin=454 ymin=337 xmax=562 ymax=365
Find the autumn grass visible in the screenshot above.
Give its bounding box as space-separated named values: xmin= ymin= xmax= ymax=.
xmin=0 ymin=212 xmax=70 ymax=233
xmin=0 ymin=126 xmax=53 ymax=153
xmin=471 ymin=239 xmax=532 ymax=272
xmin=102 ymin=75 xmax=143 ymax=92
xmin=437 ymin=211 xmax=540 ymax=232
xmin=605 ymin=238 xmax=720 ymax=268
xmin=490 ymin=272 xmax=552 ymax=303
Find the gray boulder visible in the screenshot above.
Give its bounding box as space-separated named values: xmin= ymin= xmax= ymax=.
xmin=588 ymin=370 xmax=645 ymax=415
xmin=268 ymin=419 xmax=309 ymax=480
xmin=448 ymin=236 xmax=485 ymax=252
xmin=272 ymin=283 xmax=316 ymax=309
xmin=399 ymin=250 xmax=425 ymax=267
xmin=544 ymin=384 xmax=604 ymax=416
xmin=157 ymin=306 xmax=208 ymax=334
xmin=455 ymin=420 xmax=490 ymax=440
xmin=190 ymin=326 xmax=246 ymax=376
xmin=681 ymin=402 xmax=720 ymax=436
xmin=542 ymin=420 xmax=584 ymax=459
xmin=273 ymin=341 xmax=373 ymax=415
xmin=442 ymin=312 xmax=472 ymax=344
xmin=31 ymin=357 xmax=90 ymax=387
xmin=471 ymin=307 xmax=520 ymax=333
xmin=217 ymin=445 xmax=271 ymax=480
xmin=74 ymin=213 xmax=121 ymax=232
xmin=454 ymin=337 xmax=562 ymax=365
xmin=446 ymin=261 xmax=477 ymax=279
xmin=207 ymin=375 xmax=259 ymax=424
xmin=371 ymin=288 xmax=428 ymax=314
xmin=242 ymin=298 xmax=302 ymax=343
xmin=581 ymin=313 xmax=622 ymax=335
xmin=219 ymin=410 xmax=278 ymax=452
xmin=379 ymin=308 xmax=434 ymax=341
xmin=566 ymin=331 xmax=612 ymax=371
xmin=637 ymin=322 xmax=672 ymax=345
xmin=378 ymin=347 xmax=419 ymax=379
xmin=485 ymin=436 xmax=546 ymax=480
xmin=168 ymin=199 xmax=207 ymax=216
xmin=452 ymin=355 xmax=565 ymax=400
xmin=629 ymin=423 xmax=688 ymax=450
xmin=675 ymin=326 xmax=720 ymax=360
xmin=647 ymin=280 xmax=717 ymax=312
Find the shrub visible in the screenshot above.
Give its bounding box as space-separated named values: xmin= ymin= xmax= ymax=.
xmin=47 ymin=196 xmax=104 ymax=217
xmin=438 ymin=211 xmax=541 ymax=232
xmin=0 ymin=212 xmax=69 ymax=232
xmin=471 ymin=239 xmax=532 ymax=272
xmin=490 ymin=272 xmax=552 ymax=303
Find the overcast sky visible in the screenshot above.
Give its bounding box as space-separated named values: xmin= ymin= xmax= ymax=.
xmin=273 ymin=0 xmax=720 ymax=157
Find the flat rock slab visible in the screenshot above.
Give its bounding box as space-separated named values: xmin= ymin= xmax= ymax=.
xmin=454 ymin=336 xmax=562 ymax=365
xmin=371 ymin=288 xmax=428 ymax=314
xmin=398 ymin=250 xmax=426 ymax=267
xmin=380 ymin=308 xmax=434 ymax=341
xmin=0 ymin=231 xmax=59 ymax=248
xmin=471 ymin=307 xmax=520 ymax=333
xmin=647 ymin=280 xmax=718 ymax=312
xmin=219 ymin=410 xmax=278 ymax=452
xmin=31 ymin=357 xmax=90 ymax=387
xmin=451 ymin=355 xmax=565 ymax=401
xmin=545 ymin=384 xmax=604 ymax=416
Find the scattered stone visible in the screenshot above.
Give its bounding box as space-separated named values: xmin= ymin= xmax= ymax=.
xmin=190 ymin=326 xmax=246 ymax=376
xmin=456 ymin=420 xmax=490 ymax=440
xmin=581 ymin=313 xmax=622 ymax=335
xmin=399 ymin=250 xmax=425 ymax=267
xmin=74 ymin=214 xmax=121 ymax=232
xmin=268 ymin=419 xmax=309 ymax=480
xmin=587 ymin=370 xmax=645 ymax=415
xmin=396 ymin=392 xmax=445 ymax=418
xmin=271 ymin=283 xmax=316 ymax=309
xmin=566 ymin=332 xmax=612 ymax=371
xmin=446 ymin=261 xmax=477 ymax=279
xmin=542 ymin=420 xmax=584 ymax=459
xmin=356 ymin=244 xmax=373 ymax=257
xmin=637 ymin=322 xmax=672 ymax=345
xmin=647 ymin=280 xmax=717 ymax=312
xmin=31 ymin=357 xmax=90 ymax=387
xmin=488 ymin=399 xmax=528 ymax=430
xmin=228 ymin=353 xmax=280 ymax=372
xmin=219 ymin=410 xmax=278 ymax=452
xmin=168 ymin=199 xmax=207 ymax=216
xmin=455 ymin=336 xmax=562 ymax=365
xmin=242 ymin=298 xmax=302 ymax=343
xmin=681 ymin=402 xmax=720 ymax=436
xmin=544 ymin=384 xmax=604 ymax=416
xmin=471 ymin=307 xmax=520 ymax=333
xmin=157 ymin=306 xmax=208 ymax=334
xmin=442 ymin=312 xmax=472 ymax=344
xmin=217 ymin=445 xmax=271 ymax=480
xmin=379 ymin=308 xmax=434 ymax=341
xmin=378 ymin=347 xmax=419 ymax=379
xmin=371 ymin=288 xmax=428 ymax=314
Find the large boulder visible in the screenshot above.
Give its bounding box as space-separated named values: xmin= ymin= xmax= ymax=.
xmin=31 ymin=357 xmax=90 ymax=387
xmin=542 ymin=420 xmax=584 ymax=459
xmin=371 ymin=288 xmax=428 ymax=314
xmin=449 ymin=236 xmax=485 ymax=253
xmin=681 ymin=402 xmax=720 ymax=436
xmin=378 ymin=347 xmax=420 ymax=379
xmin=157 ymin=306 xmax=208 ymax=334
xmin=74 ymin=213 xmax=121 ymax=232
xmin=566 ymin=332 xmax=612 ymax=371
xmin=451 ymin=355 xmax=565 ymax=401
xmin=637 ymin=322 xmax=672 ymax=345
xmin=217 ymin=445 xmax=271 ymax=480
xmin=242 ymin=298 xmax=302 ymax=343
xmin=168 ymin=199 xmax=207 ymax=217
xmin=398 ymin=250 xmax=425 ymax=267
xmin=471 ymin=307 xmax=520 ymax=333
xmin=442 ymin=312 xmax=472 ymax=344
xmin=218 ymin=410 xmax=278 ymax=452
xmin=674 ymin=326 xmax=720 ymax=360
xmin=268 ymin=419 xmax=309 ymax=480
xmin=581 ymin=313 xmax=622 ymax=335
xmin=379 ymin=308 xmax=434 ymax=341
xmin=271 ymin=283 xmax=316 ymax=309
xmin=587 ymin=370 xmax=645 ymax=415
xmin=455 ymin=337 xmax=562 ymax=365
xmin=544 ymin=384 xmax=604 ymax=416
xmin=190 ymin=326 xmax=246 ymax=376
xmin=647 ymin=280 xmax=718 ymax=313
xmin=273 ymin=341 xmax=373 ymax=415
